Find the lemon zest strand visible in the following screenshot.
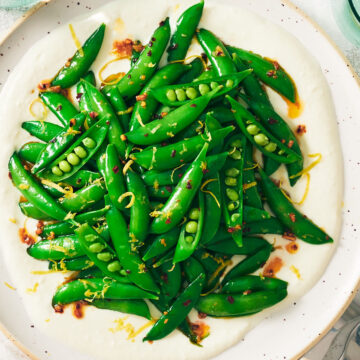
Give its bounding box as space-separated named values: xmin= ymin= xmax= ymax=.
xmin=281 ymin=173 xmax=310 ymax=206
xmin=200 ymin=179 xmax=220 ymax=208
xmin=243 ymin=181 xmax=257 ymax=191
xmin=68 ymin=24 xmax=84 ymax=57
xmin=26 ymin=282 xmax=39 ymax=294
xmin=289 ymin=153 xmax=322 ymax=179
xmin=170 ymin=163 xmax=186 ymax=183
xmin=169 ymin=54 xmax=207 ymax=69
xmin=118 ymin=192 xmax=135 ymax=208
xmin=29 ymin=98 xmax=48 ymax=120
xmin=4 ymin=282 xmax=16 ymax=290
xmin=98 ymin=58 xmax=124 ymax=85
xmin=207 ymin=259 xmax=232 ymax=286
xmin=123 ymin=160 xmax=134 ymax=175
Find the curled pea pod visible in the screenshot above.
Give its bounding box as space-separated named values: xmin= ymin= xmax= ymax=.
xmin=8 ymin=153 xmax=67 ymax=221
xmin=258 ymin=167 xmax=333 ymax=244
xmin=32 ymin=113 xmax=86 ymax=173
xmin=151 ymin=71 xmax=251 ymax=107
xmin=52 ymin=277 xmax=157 ymax=307
xmin=103 ymin=144 xmax=126 ymax=210
xmin=150 ymin=143 xmax=208 ymax=234
xmin=222 ymin=135 xmax=247 ymax=247
xmin=243 ymin=140 xmax=262 ymax=209
xmin=59 ymin=181 xmax=106 ymax=213
xmin=143 ymin=273 xmax=205 ymax=341
xmin=40 ymin=92 xmax=79 ymax=127
xmin=176 ymin=57 xmax=205 ymax=84
xmin=19 ymin=142 xmax=45 ymax=163
xmin=196 ymin=28 xmax=237 ymax=76
xmin=19 ymin=201 xmax=52 ymax=220
xmin=27 ymin=235 xmax=84 ymax=261
xmin=222 ymin=241 xmax=273 ymax=283
xmin=167 ymin=1 xmax=204 ymax=62
xmin=142 ymin=152 xmax=228 ymax=187
xmin=227 ymin=46 xmax=296 ymax=103
xmin=227 ymin=96 xmax=301 ymax=164
xmin=128 ymin=63 xmax=190 ymax=132
xmin=75 ymin=223 xmax=125 ymax=282
xmin=39 ymin=117 xmax=109 ymax=182
xmin=142 ymin=227 xmax=180 ymax=262
xmin=22 ymin=121 xmax=63 ymax=142
xmin=91 ymin=299 xmax=151 ymax=320
xmin=49 ymin=256 xmax=95 ymax=271
xmin=205 ymin=235 xmax=269 ymax=256
xmin=222 ymin=275 xmax=288 ymax=294
xmin=106 ymin=201 xmax=160 ymax=294
xmin=173 ymin=192 xmax=205 ymax=263
xmin=42 ymin=207 xmax=109 ymax=238
xmin=195 ymin=289 xmax=287 ymax=317
xmin=125 ymin=86 xmax=220 ymax=146
xmin=131 ymin=125 xmax=234 ymax=171
xmin=242 ymin=218 xmax=285 ymax=236
xmin=147 ymin=185 xmax=173 ymax=199
xmin=81 ymin=80 xmax=126 ymax=158
xmin=114 ymin=18 xmax=171 ymax=99
xmin=51 ymin=23 xmax=105 ymax=88
xmin=249 ymin=101 xmax=303 ymax=185
xmin=232 ymin=53 xmax=272 ymax=107
xmin=243 ymin=206 xmax=271 ymax=223
xmin=125 ymin=170 xmax=150 ymax=243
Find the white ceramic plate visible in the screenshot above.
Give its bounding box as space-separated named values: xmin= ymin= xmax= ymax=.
xmin=0 ymin=1 xmax=359 ymax=359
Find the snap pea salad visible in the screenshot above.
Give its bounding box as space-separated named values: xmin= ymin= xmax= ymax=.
xmin=8 ymin=0 xmax=333 ymax=344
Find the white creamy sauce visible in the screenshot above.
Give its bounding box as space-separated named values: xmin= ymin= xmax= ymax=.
xmin=0 ymin=0 xmax=343 ymax=359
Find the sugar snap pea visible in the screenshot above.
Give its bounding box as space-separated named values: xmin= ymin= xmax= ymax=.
xmin=242 ymin=218 xmax=285 ymax=236
xmin=19 ymin=142 xmax=45 ymax=163
xmin=49 ymin=256 xmax=95 ymax=271
xmin=176 ymin=57 xmax=205 ymax=84
xmin=19 ymin=201 xmax=51 ymax=220
xmin=22 ymin=121 xmax=63 ymax=142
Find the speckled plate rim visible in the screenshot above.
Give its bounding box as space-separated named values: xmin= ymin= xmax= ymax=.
xmin=0 ymin=1 xmax=358 ymax=359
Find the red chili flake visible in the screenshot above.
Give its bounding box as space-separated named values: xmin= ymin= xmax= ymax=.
xmin=147 ymin=50 xmax=152 ymax=56
xmin=136 ymin=94 xmax=148 ymax=101
xmin=161 ymin=142 xmax=168 ymax=147
xmin=166 ymin=186 xmax=173 ymax=193
xmin=266 ymin=70 xmax=276 ymax=78
xmin=243 ymin=290 xmax=252 ymax=295
xmin=169 ymin=43 xmax=178 ymax=51
xmin=144 ymin=133 xmax=149 ymax=137
xmin=165 ymin=218 xmax=172 ymax=224
xmin=36 ymin=220 xmax=44 ymax=236
xmin=160 ymin=112 xmax=168 ymax=118
xmin=190 ymin=104 xmax=197 ymax=108
xmin=268 ymin=117 xmax=278 ymax=125
xmin=198 ymin=312 xmax=207 ymax=319
xmin=112 ymin=165 xmax=119 ymax=174
xmin=273 ymin=61 xmax=280 ymax=70
xmin=227 ymin=295 xmax=235 ymax=304
xmin=127 ymin=74 xmax=132 ymax=79
xmin=202 ymin=168 xmax=209 ymax=175
xmin=186 ymin=181 xmax=192 ymax=189
xmin=148 ymin=41 xmax=153 ymax=47
xmin=178 ymin=173 xmax=183 ymax=178
xmin=281 ymin=139 xmax=286 ymax=144
xmin=282 ymin=232 xmax=296 ymax=241
xmin=296 ymin=125 xmax=307 ymax=135
xmin=159 ymin=20 xmax=165 ymax=26
xmin=56 ymin=105 xmax=63 ymax=111
xmin=161 ymin=273 xmax=168 ymax=284
xmin=76 ymin=179 xmax=82 ymax=184
xmin=289 ymin=213 xmax=296 ymax=223
xmin=54 ymin=305 xmax=64 ymax=314
xmin=89 ymin=111 xmax=98 ymax=119
xmin=125 ymin=269 xmax=131 ymax=274
xmin=76 ymin=93 xmax=83 ymax=101
xmin=152 ymin=37 xmax=156 ymax=42
xmin=288 ymin=140 xmax=294 ymax=148
xmin=183 ymin=299 xmax=191 ymax=307
xmin=201 ymin=53 xmax=208 ymax=62
xmin=106 ymin=120 xmax=110 ymax=125
xmin=171 ymin=150 xmax=176 ymax=158
xmin=69 ymin=118 xmax=76 ymax=126
xmin=227 ymin=227 xmax=236 ymax=233
xmin=8 ymin=171 xmax=12 ymax=180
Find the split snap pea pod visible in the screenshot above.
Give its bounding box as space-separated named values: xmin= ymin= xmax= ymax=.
xmin=228 ymin=46 xmax=296 ymax=103
xmin=142 ymin=227 xmax=180 ymax=262
xmin=91 ymin=299 xmax=151 ymax=320
xmin=52 ymin=277 xmax=157 ymax=307
xmin=227 ymin=96 xmax=301 ymax=164
xmin=258 ymin=167 xmax=333 ymax=244
xmin=223 ymin=241 xmax=273 ymax=283
xmin=81 ymin=80 xmax=126 ymax=157
xmin=125 ymin=170 xmax=150 ymax=243
xmin=40 ymin=92 xmax=79 ymax=127
xmin=19 ymin=142 xmax=45 ymax=163
xmin=176 ymin=57 xmax=205 ymax=84
xmin=106 ymin=202 xmax=160 ymax=294
xmin=27 ymin=235 xmax=84 ymax=261
xmin=243 ymin=206 xmax=271 ymax=223
xmin=131 ymin=125 xmax=234 ymax=171
xmin=222 ymin=135 xmax=246 ymax=247
xmin=114 ymin=18 xmax=171 ymax=98
xmin=129 ymin=63 xmax=190 ymax=132
xmin=231 ymin=53 xmax=272 ymax=107
xmin=205 ymin=235 xmax=268 ymax=256
xmin=242 ymin=218 xmax=285 ymax=236
xmin=173 ymin=192 xmax=205 ymax=263
xmin=249 ymin=101 xmax=303 ymax=185
xmin=125 ymin=86 xmax=220 ymax=146
xmin=222 ymin=275 xmax=288 ymax=294
xmin=76 ymin=223 xmax=125 ymax=282
xmin=22 ymin=121 xmax=63 ymax=142
xmin=151 ymin=71 xmax=251 ymax=107
xmin=51 ymin=23 xmax=105 ymax=88
xmin=42 ymin=207 xmax=109 ymax=238
xmin=9 ymin=153 xmax=67 ymax=221
xmin=64 ymin=170 xmax=101 ymax=188
xmin=19 ymin=201 xmax=51 ymax=220
xmin=150 ymin=143 xmax=208 ymax=234
xmin=143 ymin=273 xmax=205 ymax=342
xmin=49 ymin=256 xmax=95 ymax=271
xmin=195 ymin=289 xmax=287 ymax=317
xmin=197 ymin=28 xmax=237 ymax=76
xmin=142 ymin=152 xmax=228 ymax=187
xmin=167 ymin=1 xmax=204 ymax=61
xmin=32 ymin=113 xmax=86 ymax=173
xmin=103 ymin=144 xmax=126 ymax=210
xmin=59 ymin=181 xmax=106 ymax=213
xmin=40 ymin=117 xmax=109 ymax=182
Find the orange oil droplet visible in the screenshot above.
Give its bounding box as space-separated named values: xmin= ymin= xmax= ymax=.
xmin=281 ymin=94 xmax=303 ymax=119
